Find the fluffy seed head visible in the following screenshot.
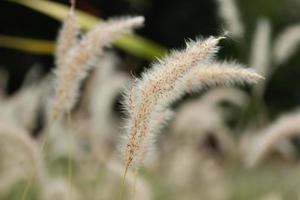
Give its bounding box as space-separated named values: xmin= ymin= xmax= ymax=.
xmin=273 ymin=24 xmax=300 ymax=65
xmin=51 ymin=16 xmax=144 ymax=121
xmin=121 ymin=36 xmax=262 ymax=170
xmin=55 ymin=2 xmax=79 ymax=69
xmin=184 ymin=62 xmax=263 ymax=93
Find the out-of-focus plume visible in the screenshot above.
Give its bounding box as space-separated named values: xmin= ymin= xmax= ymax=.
xmin=0 ymin=78 xmax=48 ymax=131
xmin=0 ymin=124 xmax=47 ymax=194
xmin=164 ymin=146 xmax=228 ymax=200
xmin=88 ymin=54 xmax=129 ymax=156
xmin=244 ymin=111 xmax=300 ymax=167
xmin=273 ymin=24 xmax=300 ymax=65
xmin=200 ymin=87 xmax=249 ymax=108
xmin=22 ymin=64 xmax=44 ymax=87
xmin=216 ymin=0 xmax=245 ymax=38
xmin=42 ymin=178 xmax=79 ymax=200
xmin=170 ymin=96 xmax=236 ymax=157
xmin=51 ymin=16 xmax=144 ymax=121
xmin=249 ymin=19 xmax=271 ymax=79
xmin=249 ymin=19 xmax=271 ymax=96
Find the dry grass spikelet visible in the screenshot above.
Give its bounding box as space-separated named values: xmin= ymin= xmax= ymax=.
xmin=55 ymin=0 xmax=79 ymax=69
xmin=122 ymin=36 xmax=262 ymax=170
xmin=244 ymin=111 xmax=300 ymax=167
xmin=184 ymin=62 xmax=263 ymax=92
xmin=184 ymin=61 xmax=263 ymax=94
xmin=51 ymin=16 xmax=144 ymax=121
xmin=122 ymin=36 xmax=224 ymax=170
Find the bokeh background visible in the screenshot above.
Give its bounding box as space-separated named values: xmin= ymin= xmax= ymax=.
xmin=1 ymin=1 xmax=300 ymax=200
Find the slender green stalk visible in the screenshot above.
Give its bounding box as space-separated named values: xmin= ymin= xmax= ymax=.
xmin=8 ymin=0 xmax=167 ymax=60
xmin=0 ymin=35 xmax=54 ymax=55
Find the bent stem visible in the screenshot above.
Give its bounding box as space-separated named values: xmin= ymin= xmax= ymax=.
xmin=118 ymin=165 xmax=129 ymax=200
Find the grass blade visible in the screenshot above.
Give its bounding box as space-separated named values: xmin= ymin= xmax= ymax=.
xmin=8 ymin=0 xmax=167 ymax=60
xmin=0 ymin=35 xmax=54 ymax=55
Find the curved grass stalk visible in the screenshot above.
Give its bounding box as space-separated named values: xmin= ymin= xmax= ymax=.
xmin=0 ymin=35 xmax=54 ymax=55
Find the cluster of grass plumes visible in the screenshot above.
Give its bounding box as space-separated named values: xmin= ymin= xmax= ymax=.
xmin=51 ymin=0 xmax=144 ymax=121
xmin=2 ymin=0 xmax=300 ymax=199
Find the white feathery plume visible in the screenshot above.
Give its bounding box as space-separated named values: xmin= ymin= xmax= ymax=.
xmin=216 ymin=0 xmax=245 ymax=38
xmin=122 ymin=36 xmax=224 ymax=170
xmin=122 ymin=36 xmax=262 ymax=170
xmin=55 ymin=0 xmax=79 ymax=69
xmin=273 ymin=24 xmax=300 ymax=65
xmin=245 ymin=111 xmax=300 ymax=167
xmin=184 ymin=62 xmax=263 ymax=93
xmin=249 ymin=19 xmax=271 ymax=96
xmin=51 ymin=16 xmax=144 ymax=121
